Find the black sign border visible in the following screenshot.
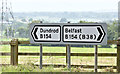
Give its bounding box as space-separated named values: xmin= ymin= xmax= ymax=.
xmin=31 ymin=25 xmax=61 ymax=42
xmin=62 ymin=25 xmax=106 ymax=43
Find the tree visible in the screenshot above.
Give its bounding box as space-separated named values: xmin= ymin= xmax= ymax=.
xmin=79 ymin=20 xmax=94 ymax=23
xmin=28 ymin=20 xmax=41 ymax=28
xmin=17 ymin=27 xmax=28 ymax=38
xmin=4 ymin=26 xmax=15 ymax=37
xmin=107 ymin=21 xmax=118 ymax=40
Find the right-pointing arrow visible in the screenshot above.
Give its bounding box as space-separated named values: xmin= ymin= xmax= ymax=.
xmin=97 ymin=27 xmax=103 ymax=41
xmin=33 ymin=27 xmax=38 ymax=39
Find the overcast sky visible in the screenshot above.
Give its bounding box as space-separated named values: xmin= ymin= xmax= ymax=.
xmin=1 ymin=0 xmax=120 ymax=12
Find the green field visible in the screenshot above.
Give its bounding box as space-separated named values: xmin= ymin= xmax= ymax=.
xmin=0 ymin=45 xmax=117 ymax=72
xmin=0 ymin=38 xmax=29 ymax=41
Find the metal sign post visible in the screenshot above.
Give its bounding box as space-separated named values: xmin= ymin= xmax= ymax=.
xmin=66 ymin=22 xmax=71 ymax=71
xmin=40 ymin=44 xmax=42 ymax=69
xmin=67 ymin=44 xmax=71 ymax=70
xmin=94 ymin=45 xmax=98 ymax=72
xmin=40 ymin=21 xmax=43 ymax=69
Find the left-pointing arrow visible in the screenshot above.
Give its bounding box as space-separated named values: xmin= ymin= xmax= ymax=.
xmin=33 ymin=28 xmax=38 ymax=39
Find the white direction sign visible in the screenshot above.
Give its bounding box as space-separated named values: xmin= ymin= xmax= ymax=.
xmin=30 ymin=23 xmax=107 ymax=45
xmin=31 ymin=25 xmax=61 ymax=42
xmin=63 ymin=25 xmax=105 ymax=43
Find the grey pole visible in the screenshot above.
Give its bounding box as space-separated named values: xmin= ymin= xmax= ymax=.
xmin=66 ymin=44 xmax=71 ymax=71
xmin=40 ymin=21 xmax=43 ymax=69
xmin=66 ymin=22 xmax=71 ymax=71
xmin=94 ymin=45 xmax=98 ymax=72
xmin=40 ymin=44 xmax=42 ymax=69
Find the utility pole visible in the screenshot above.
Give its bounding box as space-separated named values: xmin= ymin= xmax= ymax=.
xmin=0 ymin=0 xmax=14 ymax=38
xmin=1 ymin=0 xmax=4 ymax=38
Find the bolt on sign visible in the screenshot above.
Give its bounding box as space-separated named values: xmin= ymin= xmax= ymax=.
xmin=29 ymin=23 xmax=107 ymax=45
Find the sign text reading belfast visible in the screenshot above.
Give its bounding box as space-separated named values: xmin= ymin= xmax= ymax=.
xmin=63 ymin=25 xmax=105 ymax=43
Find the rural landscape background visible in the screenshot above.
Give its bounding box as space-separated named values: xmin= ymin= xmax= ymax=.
xmin=0 ymin=0 xmax=119 ymax=73
xmin=1 ymin=12 xmax=118 ymax=41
